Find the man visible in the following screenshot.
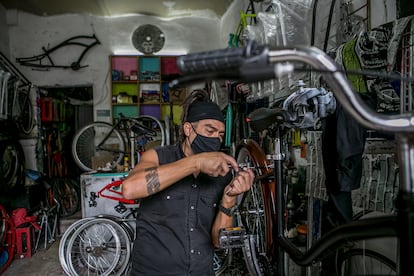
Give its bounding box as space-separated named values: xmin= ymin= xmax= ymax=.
xmin=122 ymin=90 xmax=254 ymax=275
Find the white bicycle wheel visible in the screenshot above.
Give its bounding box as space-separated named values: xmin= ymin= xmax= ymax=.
xmin=65 ymin=218 xmax=131 ymax=276
xmin=72 ymin=122 xmax=126 ymax=172
xmin=59 ymin=217 xmax=94 ymax=275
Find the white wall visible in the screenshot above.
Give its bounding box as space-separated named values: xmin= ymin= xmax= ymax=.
xmin=7 ymin=11 xmax=222 ymax=122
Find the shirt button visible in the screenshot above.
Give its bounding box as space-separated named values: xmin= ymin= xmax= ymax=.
xmin=190 ymin=206 xmax=195 ymax=210
xmin=190 ymin=228 xmax=194 ymax=232
xmin=166 ymin=195 xmax=171 ymax=200
xmin=191 ymin=249 xmax=194 ymax=253
xmin=192 ymin=184 xmax=197 ymax=188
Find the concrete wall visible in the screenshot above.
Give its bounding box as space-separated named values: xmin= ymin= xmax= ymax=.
xmin=3 ymin=0 xmax=400 ymax=122
xmin=0 ymin=4 xmax=9 ymax=57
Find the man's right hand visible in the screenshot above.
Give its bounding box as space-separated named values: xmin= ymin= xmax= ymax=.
xmin=193 ymin=152 xmax=238 ymax=177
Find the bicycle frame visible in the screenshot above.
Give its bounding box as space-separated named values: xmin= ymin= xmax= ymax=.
xmin=175 ymin=42 xmax=414 ymax=275
xmin=96 ymin=117 xmax=130 ymax=155
xmin=16 ymin=34 xmax=100 ymax=71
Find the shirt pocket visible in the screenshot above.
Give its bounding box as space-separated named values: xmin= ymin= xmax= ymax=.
xmin=198 ymin=193 xmax=218 ymax=229
xmin=143 ymin=190 xmax=186 ymax=219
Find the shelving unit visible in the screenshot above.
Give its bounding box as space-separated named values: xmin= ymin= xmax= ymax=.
xmin=110 ymin=55 xmax=187 ymax=126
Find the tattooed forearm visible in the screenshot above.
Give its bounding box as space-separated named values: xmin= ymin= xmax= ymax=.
xmin=145 ymin=166 xmax=160 ymax=195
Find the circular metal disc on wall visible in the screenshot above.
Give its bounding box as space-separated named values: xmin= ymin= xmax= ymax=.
xmin=131 ymin=24 xmax=165 ymax=55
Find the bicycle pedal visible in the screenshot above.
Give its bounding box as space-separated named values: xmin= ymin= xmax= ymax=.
xmin=218 ymin=227 xmax=247 ymax=249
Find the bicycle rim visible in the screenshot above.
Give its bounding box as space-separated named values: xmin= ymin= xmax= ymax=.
xmin=65 ymin=218 xmax=131 ymax=276
xmin=337 ymin=248 xmax=397 ymax=275
xmin=235 ymin=140 xmax=273 ymax=276
xmin=213 ymin=248 xmax=232 ymax=276
xmin=59 ymin=218 xmax=94 ymax=275
xmin=0 ymin=140 xmax=25 ymax=194
xmin=72 ymin=122 xmax=125 ymax=172
xmin=53 ymin=178 xmax=80 ymax=217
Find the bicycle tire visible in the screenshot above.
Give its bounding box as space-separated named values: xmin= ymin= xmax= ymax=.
xmin=65 ymin=217 xmax=131 ymax=276
xmin=336 ymin=248 xmax=397 ymax=275
xmin=0 ymin=205 xmax=6 ymax=242
xmin=72 ymin=122 xmax=126 ymax=172
xmin=0 ymin=139 xmax=25 ymax=195
xmin=0 ymin=204 xmax=16 ymax=275
xmin=59 ymin=217 xmax=93 ymax=275
xmin=235 ymin=139 xmax=274 ymax=276
xmin=46 ymin=178 xmax=80 ymax=218
xmin=17 ymin=90 xmax=35 ymax=136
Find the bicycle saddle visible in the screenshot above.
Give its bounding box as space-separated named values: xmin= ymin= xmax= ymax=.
xmin=246 ymin=107 xmax=295 ymax=132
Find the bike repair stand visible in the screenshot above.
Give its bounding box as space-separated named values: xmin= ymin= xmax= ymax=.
xmin=34 ymin=200 xmax=59 ymax=251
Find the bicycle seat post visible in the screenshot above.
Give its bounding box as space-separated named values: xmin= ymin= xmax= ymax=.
xmin=129 ymin=127 xmax=136 ymax=168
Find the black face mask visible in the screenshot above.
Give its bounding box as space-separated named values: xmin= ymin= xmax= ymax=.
xmin=190 ymin=125 xmax=222 ymax=154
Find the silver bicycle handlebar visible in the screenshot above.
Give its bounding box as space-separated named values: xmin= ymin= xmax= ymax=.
xmin=176 ymin=43 xmax=414 ymax=134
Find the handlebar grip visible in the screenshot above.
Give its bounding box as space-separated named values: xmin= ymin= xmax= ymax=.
xmin=177 ymin=40 xmax=267 ymax=74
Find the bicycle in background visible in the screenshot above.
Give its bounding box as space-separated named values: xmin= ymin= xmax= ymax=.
xmin=72 ymin=113 xmax=166 ymax=172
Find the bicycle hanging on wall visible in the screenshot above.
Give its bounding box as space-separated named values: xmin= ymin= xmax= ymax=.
xmin=172 ymin=40 xmax=414 ymax=276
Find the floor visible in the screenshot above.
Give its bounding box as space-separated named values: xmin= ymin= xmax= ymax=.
xmin=2 ymin=212 xmax=302 ymax=276
xmin=2 ymin=212 xmax=79 ymax=276
xmin=3 ymin=236 xmax=65 ymax=276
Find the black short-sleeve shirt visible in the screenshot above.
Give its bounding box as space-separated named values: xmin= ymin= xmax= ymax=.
xmin=130 ymin=144 xmax=232 ymax=276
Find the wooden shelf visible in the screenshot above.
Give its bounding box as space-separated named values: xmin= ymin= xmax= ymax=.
xmin=110 ymin=55 xmax=187 ymax=123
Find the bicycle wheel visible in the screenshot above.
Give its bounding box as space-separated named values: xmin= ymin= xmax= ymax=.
xmin=0 ymin=139 xmax=25 ymax=195
xmin=59 ymin=218 xmax=94 ymax=275
xmin=213 ymin=248 xmax=232 ymax=276
xmin=46 ymin=178 xmax=80 ymax=218
xmin=72 ymin=122 xmax=126 ymax=172
xmin=0 ymin=205 xmax=16 ymax=275
xmin=334 ymin=211 xmax=398 ymax=275
xmin=17 ymin=90 xmax=35 ymax=136
xmin=337 ymin=248 xmax=397 ymax=275
xmin=65 ymin=217 xmax=131 ymax=276
xmin=235 ymin=139 xmax=274 ymax=276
